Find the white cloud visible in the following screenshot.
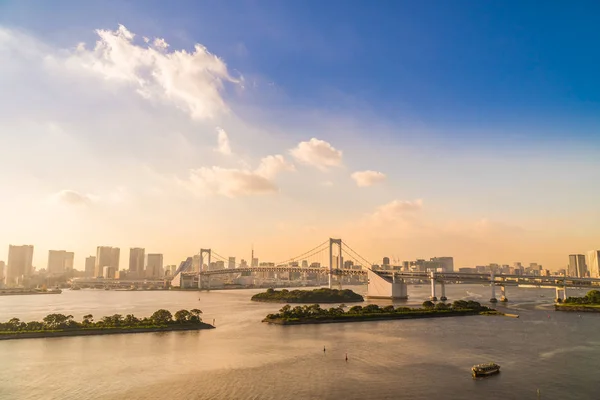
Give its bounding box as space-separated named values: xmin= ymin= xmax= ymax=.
xmin=351 ymin=170 xmax=386 ymax=187
xmin=289 ymin=138 xmax=342 ymax=170
xmin=370 ymin=199 xmax=423 ymax=222
xmin=215 ymin=127 xmax=232 ymax=155
xmin=51 ymin=190 xmax=94 ymax=205
xmin=255 ymin=154 xmax=295 ymax=179
xmin=182 ymin=155 xmax=294 ymax=197
xmin=64 ymin=24 xmax=240 ymax=120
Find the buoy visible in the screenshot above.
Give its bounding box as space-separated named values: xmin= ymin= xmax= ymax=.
xmin=323 ymin=346 xmax=326 ymax=352
xmin=345 ymin=353 xmax=348 ymax=362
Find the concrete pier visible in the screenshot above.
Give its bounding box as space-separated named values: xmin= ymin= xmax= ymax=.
xmin=430 ymin=273 xmax=437 ymax=301
xmin=489 ymin=272 xmax=498 ymax=303
xmin=366 ymin=270 xmax=408 ymax=299
xmin=500 ymin=285 xmax=508 ymax=302
xmin=440 ymin=282 xmax=447 ymax=301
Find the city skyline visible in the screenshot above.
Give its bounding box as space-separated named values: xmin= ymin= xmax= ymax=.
xmin=1 ymin=2 xmax=600 ymax=270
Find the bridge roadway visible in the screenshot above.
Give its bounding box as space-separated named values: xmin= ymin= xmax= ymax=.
xmin=195 ymin=267 xmax=600 ymax=289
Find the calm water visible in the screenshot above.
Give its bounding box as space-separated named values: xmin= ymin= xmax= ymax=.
xmin=0 ymin=284 xmax=597 ymax=400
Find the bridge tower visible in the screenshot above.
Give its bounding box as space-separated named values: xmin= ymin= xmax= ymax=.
xmin=329 ymin=238 xmax=342 ymax=289
xmin=198 ymin=248 xmax=212 ymax=290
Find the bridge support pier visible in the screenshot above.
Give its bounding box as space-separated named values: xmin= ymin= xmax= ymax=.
xmin=490 ymin=272 xmax=498 ymax=303
xmin=430 ymin=274 xmax=437 ymax=301
xmin=555 ymin=287 xmax=567 ymax=302
xmin=500 ymin=285 xmax=508 ymax=302
xmin=440 ymin=282 xmax=447 ymax=301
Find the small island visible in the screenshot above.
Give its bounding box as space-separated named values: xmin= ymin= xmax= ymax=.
xmin=263 ymin=300 xmax=502 ymax=325
xmin=251 ymin=288 xmax=364 ymax=303
xmin=556 ymin=290 xmax=600 ymax=312
xmin=0 ymin=309 xmax=214 ymax=341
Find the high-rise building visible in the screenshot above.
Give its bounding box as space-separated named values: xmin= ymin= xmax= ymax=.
xmin=587 ymin=250 xmax=600 ymax=278
xmin=64 ymin=252 xmax=74 ymax=272
xmin=382 ymin=257 xmax=390 ymax=266
xmin=252 ymin=258 xmax=259 ymax=267
xmin=129 ymin=248 xmax=145 ymax=277
xmin=0 ymin=261 xmax=5 ymax=283
xmin=568 ymin=254 xmax=587 ymax=277
xmin=48 ymin=250 xmax=67 ymax=274
xmin=95 ymin=246 xmax=120 ymax=278
xmin=5 ymin=245 xmax=34 ymax=285
xmin=192 ymin=255 xmax=201 ymax=272
xmin=301 ymin=260 xmax=308 ymax=268
xmin=85 ymin=256 xmax=96 ymax=277
xmin=146 ymin=254 xmax=164 ymax=278
xmin=431 ymin=257 xmax=454 ymax=272
xmin=228 ymin=257 xmax=236 ymax=269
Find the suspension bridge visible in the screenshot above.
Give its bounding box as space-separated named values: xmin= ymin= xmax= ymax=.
xmin=170 ymin=238 xmax=600 ymax=302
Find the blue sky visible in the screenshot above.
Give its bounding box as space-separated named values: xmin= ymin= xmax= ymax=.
xmin=1 ymin=1 xmax=599 ymax=269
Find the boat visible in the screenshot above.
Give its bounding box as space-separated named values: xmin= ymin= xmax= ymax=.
xmin=472 ymin=362 xmax=500 ymax=378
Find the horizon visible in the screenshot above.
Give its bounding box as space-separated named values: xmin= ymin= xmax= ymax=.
xmin=1 ymin=1 xmax=600 ymax=271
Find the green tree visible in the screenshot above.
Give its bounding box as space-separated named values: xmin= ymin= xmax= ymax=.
xmin=189 ymin=309 xmax=203 ymax=322
xmin=82 ymin=314 xmax=94 ymax=325
xmin=124 ymin=314 xmax=139 ymax=325
xmin=174 ymin=309 xmax=192 ymax=323
xmin=422 ymin=301 xmax=435 ymax=309
xmin=151 ymin=309 xmax=173 ymax=325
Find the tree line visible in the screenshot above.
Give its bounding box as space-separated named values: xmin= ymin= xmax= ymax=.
xmin=266 ymin=300 xmax=487 ymax=320
xmin=0 ymin=309 xmax=203 ymax=333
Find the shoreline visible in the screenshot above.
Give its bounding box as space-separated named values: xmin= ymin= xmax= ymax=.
xmin=263 ymin=310 xmax=501 ymax=325
xmin=555 ymin=304 xmax=600 ymax=313
xmin=0 ymin=323 xmax=215 ymax=341
xmin=252 ymin=298 xmax=364 ymax=304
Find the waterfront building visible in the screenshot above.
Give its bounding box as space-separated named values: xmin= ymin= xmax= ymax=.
xmin=95 ymin=246 xmax=120 ymax=278
xmin=344 ymin=260 xmax=354 ymax=269
xmin=48 ymin=250 xmax=69 ymax=274
xmin=102 ymin=266 xmax=116 ymax=279
xmin=431 ymin=257 xmax=454 ymax=272
xmin=192 ymin=255 xmax=201 ymax=272
xmin=587 ymin=250 xmax=600 ymax=278
xmin=240 ymin=259 xmax=248 ymax=268
xmin=64 ymin=252 xmax=74 ymax=272
xmin=84 ymin=256 xmax=96 ymax=277
xmin=301 ymin=260 xmax=308 ymax=268
xmin=146 ymin=254 xmax=164 ymax=278
xmin=5 ymin=245 xmax=34 ymax=286
xmin=129 ymin=248 xmax=145 ymax=277
xmin=228 ymin=257 xmax=236 ymax=269
xmin=0 ymin=261 xmax=5 ymax=283
xmin=252 ymin=257 xmax=259 ymax=267
xmin=568 ymin=254 xmax=587 ymax=277
xmin=382 ymin=257 xmax=390 ymax=266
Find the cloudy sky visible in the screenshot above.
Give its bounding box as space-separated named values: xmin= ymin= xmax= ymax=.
xmin=1 ymin=1 xmax=600 ymax=270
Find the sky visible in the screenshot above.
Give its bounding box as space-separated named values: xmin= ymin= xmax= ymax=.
xmin=1 ymin=0 xmax=600 ymax=270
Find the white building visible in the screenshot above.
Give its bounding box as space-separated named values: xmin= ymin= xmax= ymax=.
xmin=96 ymin=246 xmax=120 ymax=278
xmin=587 ymin=250 xmax=600 ymax=278
xmin=146 ymin=254 xmax=164 ymax=278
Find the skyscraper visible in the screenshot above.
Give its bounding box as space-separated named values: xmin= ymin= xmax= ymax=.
xmin=5 ymin=245 xmax=34 ymax=285
xmin=85 ymin=256 xmax=96 ymax=277
xmin=48 ymin=250 xmax=67 ymax=274
xmin=95 ymin=246 xmax=120 ymax=278
xmin=146 ymin=254 xmax=164 ymax=278
xmin=64 ymin=252 xmax=74 ymax=272
xmin=587 ymin=250 xmax=600 ymax=278
xmin=568 ymin=254 xmax=587 ymax=277
xmin=382 ymin=257 xmax=390 ymax=266
xmin=228 ymin=257 xmax=236 ymax=269
xmin=129 ymin=248 xmax=145 ymax=277
xmin=431 ymin=257 xmax=454 ymax=272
